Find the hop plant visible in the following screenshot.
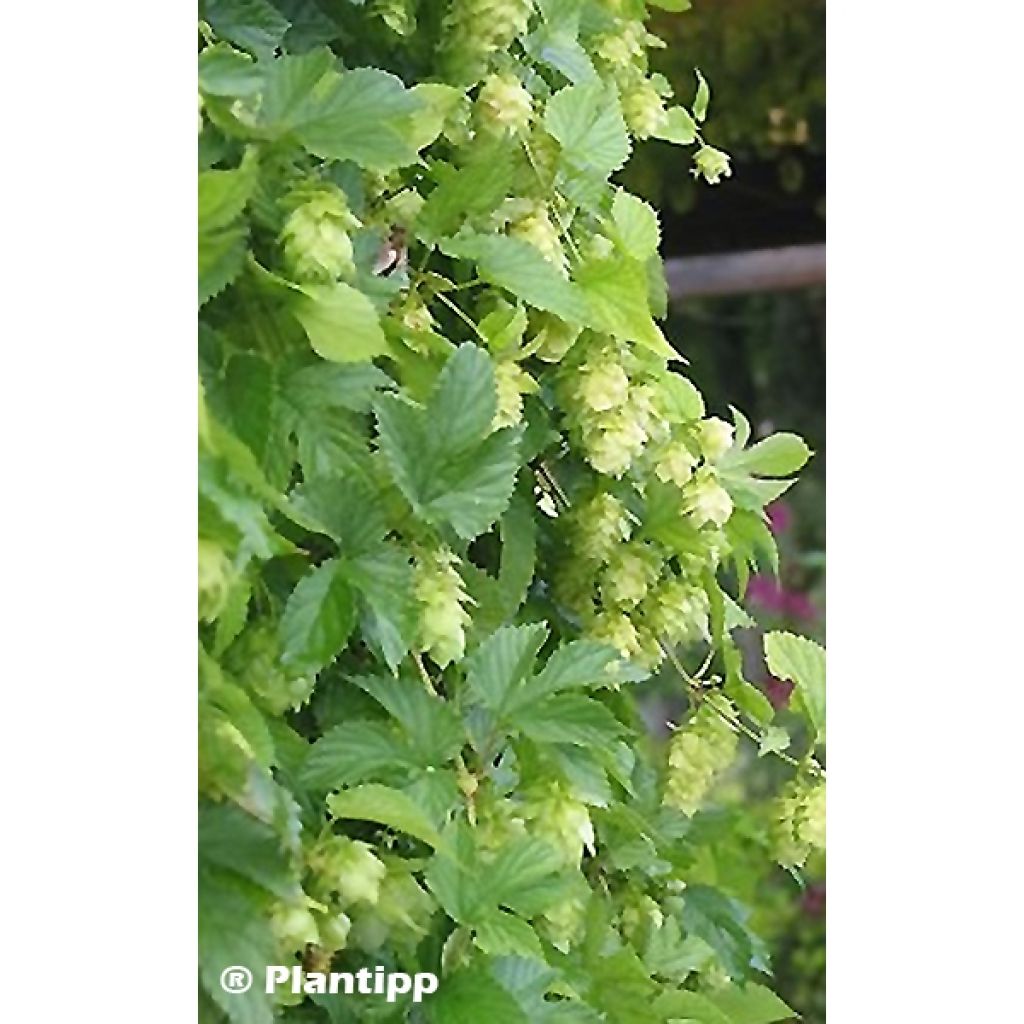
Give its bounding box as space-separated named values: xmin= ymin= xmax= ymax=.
xmin=414 ymin=548 xmax=473 ymax=667
xmin=693 ymin=145 xmax=733 ymax=185
xmin=772 ymin=778 xmax=826 ymax=868
xmin=698 ymin=416 xmax=735 ymax=462
xmin=271 ymin=899 xmax=320 ymax=955
xmin=653 ymin=439 xmax=697 ymax=487
xmin=642 ymin=579 xmax=709 ymax=646
xmin=622 ymin=81 xmax=669 ymax=139
xmin=228 ymin=627 xmax=316 ymax=715
xmin=348 ymin=871 xmax=436 ymax=952
xmin=602 ymin=543 xmax=662 ymax=607
xmin=198 ymin=538 xmax=232 ymax=622
xmin=280 ymin=187 xmax=361 ymax=282
xmin=493 ymin=361 xmax=536 ymax=428
xmin=308 ymin=836 xmax=388 ymax=907
xmin=442 ymin=0 xmax=533 ymax=82
xmin=522 ymin=783 xmax=595 ymax=867
xmin=571 ymin=492 xmax=632 ymax=562
xmin=476 ymin=73 xmax=533 ymax=135
xmin=684 ymin=467 xmax=734 ymax=528
xmin=508 ymin=201 xmax=567 ymax=275
xmin=541 ymin=896 xmax=586 ymax=952
xmin=664 ymin=699 xmax=739 ymax=815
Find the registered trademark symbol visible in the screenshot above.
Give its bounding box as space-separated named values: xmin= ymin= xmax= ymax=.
xmin=220 ymin=966 xmax=253 ymax=994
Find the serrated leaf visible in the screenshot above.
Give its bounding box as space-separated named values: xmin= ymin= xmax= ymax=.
xmin=346 ymin=547 xmax=418 ymax=671
xmin=374 ymin=345 xmax=522 ymax=539
xmin=300 ymin=720 xmax=414 ymax=788
xmin=576 ymin=254 xmax=674 ymax=356
xmin=327 ymin=783 xmax=443 ymax=847
xmin=440 ymin=234 xmax=588 ymax=324
xmin=660 ymin=375 xmax=705 ymax=421
xmin=524 ymin=27 xmax=598 ymax=85
xmin=199 ymin=222 xmax=249 ymax=306
xmin=681 ymin=885 xmax=769 ymax=981
xmin=704 ymin=983 xmax=795 ymax=1024
xmin=279 ymin=558 xmax=355 ymax=674
xmin=288 ymin=282 xmax=391 ymax=363
xmin=514 ymin=693 xmax=626 ymax=748
xmin=199 ymin=43 xmax=264 ymax=97
xmin=418 ymin=141 xmax=517 ymax=242
xmin=653 ymin=989 xmax=731 ymax=1024
xmin=198 ymin=866 xmax=276 ymax=1024
xmin=426 ymin=968 xmax=529 ymax=1024
xmin=764 ymin=631 xmax=826 ymax=741
xmin=465 ymin=623 xmax=548 ymax=712
xmin=544 ymin=79 xmax=631 ymax=179
xmin=474 ymin=909 xmax=545 ymax=958
xmin=293 ymin=67 xmax=424 ymax=170
xmin=258 ymin=47 xmax=334 ymax=129
xmin=610 ymin=191 xmax=660 ymax=260
xmin=352 ymin=675 xmax=464 ymax=764
xmin=508 ymin=639 xmax=622 ymax=711
xmin=199 ymin=801 xmax=297 ymax=900
xmin=202 ymin=0 xmax=291 ymax=56
xmin=757 ymin=724 xmax=790 ymax=758
xmin=428 ymin=343 xmax=498 ymax=451
xmin=288 ymin=476 xmax=388 ymax=553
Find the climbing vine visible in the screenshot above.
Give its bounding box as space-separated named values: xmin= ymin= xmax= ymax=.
xmin=198 ymin=1 xmax=825 ymax=1021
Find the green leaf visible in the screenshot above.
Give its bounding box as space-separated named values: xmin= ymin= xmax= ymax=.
xmin=199 ymin=223 xmax=249 ymax=306
xmin=659 ymin=375 xmax=705 ymax=421
xmin=374 ymin=345 xmax=522 ymax=539
xmin=653 ymin=105 xmax=698 ymax=145
xmin=757 ymin=724 xmax=791 ymax=758
xmin=487 ymin=836 xmax=570 ymax=914
xmin=426 ymin=968 xmax=529 ymax=1024
xmin=524 ymin=27 xmax=598 ymax=85
xmin=288 ymin=282 xmax=391 ymax=363
xmin=284 ymin=360 xmax=393 ymax=414
xmin=346 ymin=547 xmax=418 ymax=672
xmin=428 ymin=343 xmax=499 ymax=451
xmin=693 ymin=69 xmax=710 ymax=122
xmin=704 ymin=983 xmax=795 ymax=1024
xmin=257 ymin=48 xmax=334 ymax=130
xmin=202 ymin=0 xmax=291 ymax=56
xmin=440 ymin=234 xmax=588 ymax=324
xmin=474 ymin=909 xmax=545 ymax=958
xmin=279 ymin=558 xmax=355 ymax=674
xmin=652 ymin=990 xmax=731 ymax=1024
xmin=514 ymin=693 xmax=626 ymax=748
xmin=465 ymin=623 xmax=548 ymax=712
xmin=300 ymin=720 xmax=414 ymax=788
xmin=199 ymin=43 xmax=264 ymax=97
xmin=544 ymin=80 xmax=631 ymax=179
xmin=576 ymin=254 xmax=674 ymax=357
xmin=507 ymin=639 xmax=622 ymax=711
xmin=681 ymin=885 xmax=768 ymax=980
xmin=199 ymin=801 xmax=297 ymax=900
xmin=327 ymin=783 xmax=443 ymax=847
xmin=418 ymin=141 xmax=517 ymax=242
xmin=352 ymin=675 xmax=464 ymax=764
xmin=764 ymin=631 xmax=826 ymax=741
xmin=288 ymin=476 xmax=388 ymax=553
xmin=724 ymin=432 xmax=812 ymax=477
xmin=293 ymin=67 xmax=424 ymax=170
xmin=648 ymin=0 xmax=692 ymax=10
xmin=609 ymin=191 xmax=660 ymax=261
xmin=198 ymin=866 xmax=276 ymax=1024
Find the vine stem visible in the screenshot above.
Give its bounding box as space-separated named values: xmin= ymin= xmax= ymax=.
xmin=435 ymin=291 xmax=488 ymax=345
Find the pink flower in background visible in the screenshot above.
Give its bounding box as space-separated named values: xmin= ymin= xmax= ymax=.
xmin=766 ymin=500 xmax=793 ymax=534
xmin=761 ymin=675 xmax=795 ymax=710
xmin=802 ymin=882 xmax=826 ymax=918
xmin=747 ymin=573 xmax=818 ymax=622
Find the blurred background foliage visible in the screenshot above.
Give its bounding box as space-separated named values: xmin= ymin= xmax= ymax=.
xmin=637 ymin=1 xmax=825 ymax=1018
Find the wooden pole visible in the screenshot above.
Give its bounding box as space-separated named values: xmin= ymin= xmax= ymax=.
xmin=664 ymin=243 xmax=826 ymax=301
